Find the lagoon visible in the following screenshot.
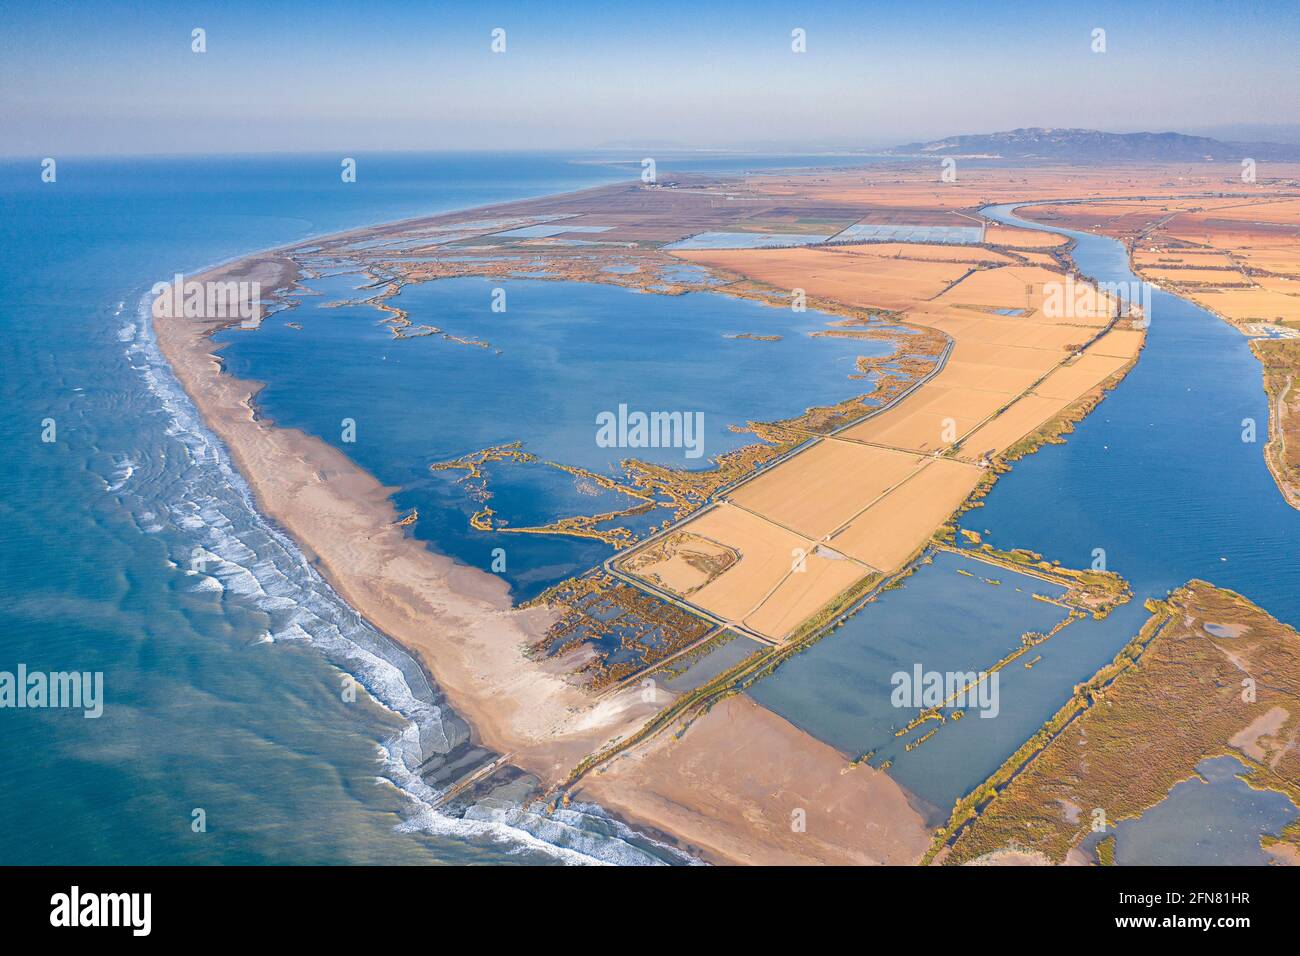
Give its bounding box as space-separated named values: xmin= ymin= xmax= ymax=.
xmin=216 ymin=276 xmax=893 ymax=599
xmin=747 ymin=201 xmax=1300 ymax=816
xmin=1080 ymin=756 xmax=1300 ymax=865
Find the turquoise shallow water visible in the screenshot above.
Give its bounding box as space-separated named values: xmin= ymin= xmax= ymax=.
xmin=5 ymin=157 xmax=1297 ymax=865
xmin=1 ymin=151 xmax=910 ymax=865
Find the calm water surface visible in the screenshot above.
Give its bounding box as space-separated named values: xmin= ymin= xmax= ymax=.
xmin=1078 ymin=756 xmax=1300 ymax=865
xmin=974 ymin=203 xmax=1300 ymax=625
xmin=216 ymin=276 xmax=892 ymax=599
xmin=5 ymin=161 xmax=1294 ymax=864
xmin=750 ymin=202 xmax=1300 ymax=826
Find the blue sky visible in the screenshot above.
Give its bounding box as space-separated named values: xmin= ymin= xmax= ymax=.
xmin=3 ymin=0 xmax=1298 ymax=154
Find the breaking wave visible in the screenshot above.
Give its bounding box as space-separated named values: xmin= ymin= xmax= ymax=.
xmin=119 ymin=286 xmax=691 ymax=866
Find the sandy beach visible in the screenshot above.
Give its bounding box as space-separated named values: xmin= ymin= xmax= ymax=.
xmin=578 ymin=694 xmax=932 ymax=865
xmin=151 ymin=237 xmax=940 ymax=864
xmin=146 ymin=168 xmax=1223 ymax=864
xmin=151 ymin=253 xmax=665 ymax=787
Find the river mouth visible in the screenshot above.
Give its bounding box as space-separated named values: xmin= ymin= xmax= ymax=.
xmin=25 ymin=153 xmax=1294 ymax=866
xmin=235 ymin=198 xmax=1298 ymax=813
xmin=196 ymin=191 xmax=1300 ymax=864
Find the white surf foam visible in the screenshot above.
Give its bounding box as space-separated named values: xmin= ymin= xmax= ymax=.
xmin=121 ymin=289 xmax=687 ymax=866
xmin=103 ymin=455 xmax=137 ymax=492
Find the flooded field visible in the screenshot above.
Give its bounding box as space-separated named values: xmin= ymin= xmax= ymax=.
xmin=745 ymin=549 xmax=1146 ymax=813
xmin=831 ymin=224 xmax=984 ymax=244
xmin=665 ymin=231 xmax=835 ymax=250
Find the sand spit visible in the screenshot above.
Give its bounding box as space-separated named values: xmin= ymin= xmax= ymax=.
xmin=151 ymin=166 xmax=1253 ymax=864
xmin=151 ymin=254 xmax=664 ymax=786
xmin=151 ymin=234 xmax=936 ymax=864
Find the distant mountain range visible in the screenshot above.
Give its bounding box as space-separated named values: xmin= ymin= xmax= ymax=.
xmin=885 ymin=128 xmax=1300 ymax=162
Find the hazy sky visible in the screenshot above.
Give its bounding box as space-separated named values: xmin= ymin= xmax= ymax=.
xmin=3 ymin=0 xmax=1299 ymax=155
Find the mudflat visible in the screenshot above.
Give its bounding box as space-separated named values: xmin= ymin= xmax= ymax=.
xmin=578 ymin=694 xmax=932 ymax=866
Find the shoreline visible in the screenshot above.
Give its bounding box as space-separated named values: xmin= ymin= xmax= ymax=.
xmin=150 ymin=251 xmax=668 ymax=792
xmin=152 ymin=244 xmax=938 ymax=864
xmin=148 ymin=170 xmax=1188 ymax=865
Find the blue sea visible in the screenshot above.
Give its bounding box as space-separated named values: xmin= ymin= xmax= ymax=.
xmin=4 ymin=156 xmax=1298 ymax=866
xmin=0 ymin=152 xmax=711 ymax=865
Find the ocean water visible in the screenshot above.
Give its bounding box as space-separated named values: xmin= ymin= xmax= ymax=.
xmin=214 ymin=275 xmax=892 ymax=599
xmin=0 ymin=152 xmax=706 ymax=865
xmin=6 ymin=157 xmax=1296 ymax=866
